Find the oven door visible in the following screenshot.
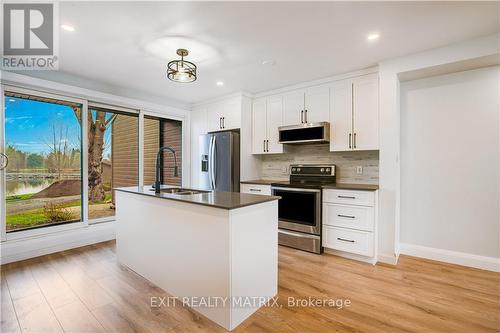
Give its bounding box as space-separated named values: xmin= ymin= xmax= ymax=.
xmin=271 ymin=186 xmax=321 ymax=234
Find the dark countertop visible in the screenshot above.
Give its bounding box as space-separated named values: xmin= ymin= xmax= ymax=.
xmin=240 ymin=179 xmax=286 ymax=185
xmin=241 ymin=179 xmax=378 ymax=191
xmin=114 ymin=186 xmax=280 ymax=210
xmin=321 ymin=183 xmax=379 ymax=191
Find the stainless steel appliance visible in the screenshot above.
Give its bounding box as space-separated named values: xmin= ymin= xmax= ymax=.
xmin=278 ymin=122 xmax=330 ymax=144
xmin=271 ymin=164 xmax=336 ymax=254
xmin=199 ymin=131 xmax=240 ymax=192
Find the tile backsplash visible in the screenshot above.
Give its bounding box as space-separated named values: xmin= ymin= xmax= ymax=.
xmin=260 ymin=144 xmax=379 ymax=184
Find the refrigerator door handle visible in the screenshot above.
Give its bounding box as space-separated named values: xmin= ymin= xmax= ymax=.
xmin=212 ymin=135 xmax=217 ymax=189
xmin=208 ymin=136 xmax=213 ymax=189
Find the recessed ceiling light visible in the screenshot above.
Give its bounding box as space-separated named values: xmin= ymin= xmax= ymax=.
xmin=61 ymin=24 xmax=75 ymax=32
xmin=216 ymin=81 xmax=224 ymax=86
xmin=367 ymin=33 xmax=380 ymax=41
xmin=261 ymin=59 xmax=276 ymax=66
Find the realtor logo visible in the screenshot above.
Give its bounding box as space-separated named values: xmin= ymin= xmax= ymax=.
xmin=2 ymin=2 xmax=59 ymax=70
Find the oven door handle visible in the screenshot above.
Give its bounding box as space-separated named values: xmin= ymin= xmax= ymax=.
xmin=271 ymin=186 xmax=321 ymax=193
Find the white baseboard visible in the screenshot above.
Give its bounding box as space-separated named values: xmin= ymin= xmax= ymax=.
xmin=0 ymin=222 xmax=116 ymax=265
xmin=399 ymin=243 xmax=500 ymax=272
xmin=377 ymin=253 xmax=399 ymax=265
xmin=324 ymin=248 xmax=377 ymax=265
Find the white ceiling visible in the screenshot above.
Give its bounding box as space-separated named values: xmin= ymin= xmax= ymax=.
xmin=21 ymin=1 xmax=500 ymax=106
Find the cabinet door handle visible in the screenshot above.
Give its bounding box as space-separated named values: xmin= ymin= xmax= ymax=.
xmin=337 ymin=237 xmax=355 ymax=243
xmin=263 ymin=140 xmax=266 ymax=152
xmin=266 ymin=140 xmax=269 ymax=152
xmin=338 ymin=214 xmax=355 ymax=219
xmin=349 ymin=133 xmax=352 ymax=149
xmin=249 ymin=188 xmax=262 ymax=192
xmin=301 ymin=110 xmax=304 ymax=123
xmin=305 ymin=109 xmax=308 ymax=123
xmin=338 ymin=195 xmax=356 ymax=199
xmin=353 ymin=132 xmax=357 ymax=149
xmin=222 ymin=117 xmax=225 ymax=129
xmin=219 ymin=117 xmax=222 ymax=129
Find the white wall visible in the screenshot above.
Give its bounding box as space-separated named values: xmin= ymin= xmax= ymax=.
xmin=400 ymin=66 xmax=500 ymax=259
xmin=378 ymin=33 xmax=500 ymax=264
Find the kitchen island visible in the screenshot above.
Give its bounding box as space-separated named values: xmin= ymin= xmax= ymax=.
xmin=114 ymin=186 xmax=280 ymax=331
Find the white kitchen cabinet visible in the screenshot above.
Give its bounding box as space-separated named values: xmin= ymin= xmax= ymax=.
xmin=266 ymin=96 xmax=284 ymax=153
xmin=252 ymin=96 xmax=283 ymax=154
xmin=252 ymin=98 xmax=268 ymax=153
xmin=304 ymin=85 xmax=330 ymax=124
xmin=329 ymin=73 xmax=379 ymax=152
xmin=282 ymin=85 xmax=330 ymax=126
xmin=282 ymin=91 xmax=304 ymax=126
xmin=330 ymin=80 xmax=353 ymax=151
xmin=352 ymin=74 xmax=379 ymax=150
xmin=207 ymin=103 xmax=223 ymax=132
xmin=322 ymin=189 xmax=377 ymax=263
xmin=207 ymin=97 xmax=242 ymax=132
xmin=240 ymin=183 xmax=272 ymax=196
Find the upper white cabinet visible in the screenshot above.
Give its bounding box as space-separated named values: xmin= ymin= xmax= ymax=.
xmin=352 ymin=74 xmax=379 ymax=150
xmin=304 ymin=85 xmax=330 ymax=124
xmin=283 ymin=91 xmax=304 ymax=126
xmin=282 ymin=85 xmax=330 ymax=126
xmin=207 ymin=97 xmax=242 ymax=132
xmin=252 ymin=96 xmax=284 ymax=154
xmin=330 ymin=73 xmax=379 ymax=151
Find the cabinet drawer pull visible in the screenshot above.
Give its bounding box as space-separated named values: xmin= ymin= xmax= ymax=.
xmin=337 ymin=237 xmax=355 ymax=243
xmin=338 ymin=195 xmax=356 ymax=199
xmin=338 ymin=214 xmax=355 ymax=219
xmin=249 ymin=189 xmax=262 ymax=192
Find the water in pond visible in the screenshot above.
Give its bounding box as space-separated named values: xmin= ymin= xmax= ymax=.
xmin=6 ymin=179 xmax=53 ymax=196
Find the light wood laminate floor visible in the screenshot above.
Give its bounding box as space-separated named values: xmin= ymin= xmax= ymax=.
xmin=1 ymin=241 xmax=499 ymax=332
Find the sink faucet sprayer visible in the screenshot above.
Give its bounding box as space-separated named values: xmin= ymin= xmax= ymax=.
xmin=155 ymin=147 xmax=178 ymax=194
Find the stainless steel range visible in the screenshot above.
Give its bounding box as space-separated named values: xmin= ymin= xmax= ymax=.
xmin=271 ymin=164 xmax=336 ymax=254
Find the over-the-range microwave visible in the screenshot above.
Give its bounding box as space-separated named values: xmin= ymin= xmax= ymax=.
xmin=278 ymin=122 xmax=330 ymax=144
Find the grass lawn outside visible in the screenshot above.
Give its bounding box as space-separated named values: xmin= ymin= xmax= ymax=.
xmin=6 ymin=191 xmax=113 ymax=231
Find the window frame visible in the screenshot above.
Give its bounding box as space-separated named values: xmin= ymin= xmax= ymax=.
xmin=86 ymin=103 xmax=140 ymax=224
xmin=1 ymin=85 xmax=88 ymax=240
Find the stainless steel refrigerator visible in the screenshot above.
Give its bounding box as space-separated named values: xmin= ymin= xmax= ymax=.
xmin=199 ymin=131 xmax=240 ymax=192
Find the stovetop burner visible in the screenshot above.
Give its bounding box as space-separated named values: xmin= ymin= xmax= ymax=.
xmin=271 ymin=164 xmax=336 ymax=189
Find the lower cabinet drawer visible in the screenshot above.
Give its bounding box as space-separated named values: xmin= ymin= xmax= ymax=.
xmin=240 ymin=184 xmax=271 ymax=196
xmin=323 ymin=204 xmax=374 ymax=231
xmin=322 ymin=226 xmax=374 ymax=257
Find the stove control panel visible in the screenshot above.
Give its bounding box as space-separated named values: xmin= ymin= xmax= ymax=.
xmin=290 ymin=164 xmax=335 ymax=176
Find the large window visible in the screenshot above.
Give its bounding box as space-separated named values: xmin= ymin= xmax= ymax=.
xmin=2 ymin=88 xmax=183 ymax=236
xmin=87 ymin=106 xmax=138 ymax=220
xmin=4 ymin=93 xmax=82 ymax=232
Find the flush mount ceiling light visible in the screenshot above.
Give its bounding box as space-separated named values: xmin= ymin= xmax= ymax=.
xmin=367 ymin=33 xmax=380 ymax=41
xmin=167 ymin=49 xmax=197 ymax=83
xmin=216 ymin=81 xmax=224 ymax=86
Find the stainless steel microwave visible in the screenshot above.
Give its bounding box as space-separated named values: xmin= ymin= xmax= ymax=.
xmin=278 ymin=122 xmax=330 ymax=144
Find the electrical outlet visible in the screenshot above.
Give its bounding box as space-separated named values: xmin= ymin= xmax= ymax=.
xmin=282 ymin=166 xmax=288 ymax=174
xmin=356 ymin=166 xmax=363 ymax=175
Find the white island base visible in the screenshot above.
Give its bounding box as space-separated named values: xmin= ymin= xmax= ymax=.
xmin=115 ymin=190 xmax=278 ymax=331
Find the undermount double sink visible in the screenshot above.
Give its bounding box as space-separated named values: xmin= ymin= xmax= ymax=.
xmin=151 ymin=187 xmax=209 ymax=195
